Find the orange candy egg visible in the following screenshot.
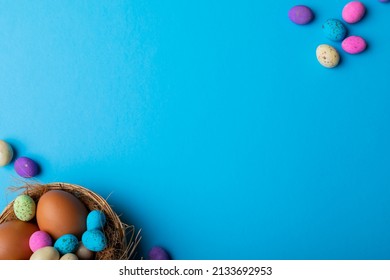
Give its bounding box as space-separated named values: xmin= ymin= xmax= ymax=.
xmin=36 ymin=190 xmax=88 ymax=240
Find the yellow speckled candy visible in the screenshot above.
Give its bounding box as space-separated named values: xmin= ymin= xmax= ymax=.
xmin=316 ymin=44 xmax=340 ymax=68
xmin=13 ymin=194 xmax=36 ymax=221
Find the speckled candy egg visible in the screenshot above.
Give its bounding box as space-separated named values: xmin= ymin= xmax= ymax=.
xmin=29 ymin=231 xmax=53 ymax=252
xmin=30 ymin=246 xmax=60 ymax=260
xmin=342 ymin=1 xmax=366 ymax=24
xmin=82 ymin=229 xmax=107 ymax=252
xmin=86 ymin=210 xmax=106 ymax=230
xmin=13 ymin=194 xmax=36 ymax=221
xmin=14 ymin=157 xmax=39 ymax=178
xmin=0 ymin=140 xmax=13 ymax=166
xmin=322 ymin=19 xmax=347 ymax=41
xmin=342 ymin=35 xmax=367 ymax=54
xmin=316 ymin=44 xmax=340 ymax=68
xmin=54 ymin=234 xmax=79 ymax=255
xmin=288 ymin=5 xmax=314 ymax=25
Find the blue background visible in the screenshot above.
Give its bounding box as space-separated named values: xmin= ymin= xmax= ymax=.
xmin=1 ymin=0 xmax=390 ymax=260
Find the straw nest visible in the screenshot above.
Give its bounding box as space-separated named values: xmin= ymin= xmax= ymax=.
xmin=0 ymin=182 xmax=141 ymax=260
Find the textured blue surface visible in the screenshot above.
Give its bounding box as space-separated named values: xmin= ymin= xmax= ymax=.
xmin=1 ymin=1 xmax=390 ymax=260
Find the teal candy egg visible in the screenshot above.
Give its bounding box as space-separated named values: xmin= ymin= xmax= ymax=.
xmin=86 ymin=210 xmax=106 ymax=230
xmin=13 ymin=194 xmax=36 ymax=221
xmin=322 ymin=19 xmax=347 ymax=41
xmin=54 ymin=234 xmax=79 ymax=255
xmin=82 ymin=229 xmax=107 ymax=252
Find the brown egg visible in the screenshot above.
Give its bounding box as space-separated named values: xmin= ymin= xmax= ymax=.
xmin=0 ymin=220 xmax=39 ymax=259
xmin=36 ymin=190 xmax=88 ymax=240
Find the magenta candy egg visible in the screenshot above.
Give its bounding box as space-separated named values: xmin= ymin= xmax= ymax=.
xmin=342 ymin=36 xmax=367 ymax=54
xmin=29 ymin=231 xmax=53 ymax=252
xmin=288 ymin=5 xmax=314 ymax=25
xmin=342 ymin=1 xmax=366 ymax=24
xmin=14 ymin=156 xmax=39 ymax=178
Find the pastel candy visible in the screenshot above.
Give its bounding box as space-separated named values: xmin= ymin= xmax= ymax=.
xmin=342 ymin=1 xmax=366 ymax=24
xmin=342 ymin=36 xmax=367 ymax=54
xmin=0 ymin=140 xmax=13 ymax=166
xmin=288 ymin=5 xmax=314 ymax=25
xmin=14 ymin=156 xmax=39 ymax=178
xmin=322 ymin=19 xmax=347 ymax=42
xmin=316 ymin=44 xmax=340 ymax=68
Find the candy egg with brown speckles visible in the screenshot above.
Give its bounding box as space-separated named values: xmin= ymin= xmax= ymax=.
xmin=316 ymin=44 xmax=340 ymax=68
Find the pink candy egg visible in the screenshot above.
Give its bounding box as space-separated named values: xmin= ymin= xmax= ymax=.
xmin=342 ymin=36 xmax=367 ymax=54
xmin=342 ymin=1 xmax=366 ymax=24
xmin=29 ymin=230 xmax=53 ymax=252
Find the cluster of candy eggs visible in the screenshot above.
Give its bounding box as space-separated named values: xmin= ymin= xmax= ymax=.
xmin=0 ymin=140 xmax=39 ymax=178
xmin=288 ymin=1 xmax=386 ymax=68
xmin=13 ymin=194 xmax=107 ymax=260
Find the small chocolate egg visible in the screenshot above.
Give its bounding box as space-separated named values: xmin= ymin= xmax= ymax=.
xmin=82 ymin=229 xmax=107 ymax=252
xmin=86 ymin=210 xmax=106 ymax=230
xmin=342 ymin=1 xmax=366 ymax=24
xmin=60 ymin=253 xmax=78 ymax=260
xmin=316 ymin=44 xmax=340 ymax=68
xmin=342 ymin=35 xmax=367 ymax=54
xmin=322 ymin=19 xmax=347 ymax=41
xmin=13 ymin=194 xmax=36 ymax=221
xmin=0 ymin=140 xmax=13 ymax=166
xmin=54 ymin=234 xmax=79 ymax=255
xmin=29 ymin=231 xmax=53 ymax=252
xmin=75 ymin=241 xmax=94 ymax=260
xmin=148 ymin=246 xmax=171 ymax=260
xmin=288 ymin=5 xmax=314 ymax=25
xmin=14 ymin=157 xmax=39 ymax=178
xmin=30 ymin=246 xmax=60 ymax=260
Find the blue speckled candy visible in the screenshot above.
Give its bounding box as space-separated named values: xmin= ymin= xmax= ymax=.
xmin=86 ymin=210 xmax=106 ymax=230
xmin=322 ymin=19 xmax=347 ymax=41
xmin=82 ymin=229 xmax=107 ymax=252
xmin=54 ymin=234 xmax=79 ymax=255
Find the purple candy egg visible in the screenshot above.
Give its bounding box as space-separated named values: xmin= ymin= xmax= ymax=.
xmin=379 ymin=0 xmax=389 ymax=2
xmin=148 ymin=246 xmax=171 ymax=260
xmin=288 ymin=5 xmax=314 ymax=25
xmin=14 ymin=157 xmax=39 ymax=178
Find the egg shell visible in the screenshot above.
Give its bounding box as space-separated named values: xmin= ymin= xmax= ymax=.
xmin=36 ymin=190 xmax=88 ymax=240
xmin=316 ymin=44 xmax=340 ymax=68
xmin=288 ymin=5 xmax=314 ymax=25
xmin=148 ymin=246 xmax=171 ymax=260
xmin=29 ymin=231 xmax=53 ymax=252
xmin=60 ymin=253 xmax=79 ymax=260
xmin=0 ymin=220 xmax=39 ymax=260
xmin=14 ymin=157 xmax=39 ymax=178
xmin=342 ymin=1 xmax=366 ymax=24
xmin=322 ymin=19 xmax=347 ymax=41
xmin=54 ymin=234 xmax=79 ymax=255
xmin=13 ymin=194 xmax=36 ymax=221
xmin=76 ymin=241 xmax=95 ymax=259
xmin=30 ymin=246 xmax=60 ymax=260
xmin=87 ymin=210 xmax=107 ymax=230
xmin=82 ymin=229 xmax=107 ymax=252
xmin=0 ymin=140 xmax=13 ymax=166
xmin=342 ymin=35 xmax=367 ymax=54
